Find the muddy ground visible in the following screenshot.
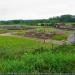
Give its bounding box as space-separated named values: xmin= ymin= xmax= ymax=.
xmin=24 ymin=31 xmax=56 ymax=39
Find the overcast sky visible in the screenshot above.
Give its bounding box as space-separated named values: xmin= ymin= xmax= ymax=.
xmin=0 ymin=0 xmax=75 ymax=20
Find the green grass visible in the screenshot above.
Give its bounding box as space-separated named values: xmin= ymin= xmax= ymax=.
xmin=0 ymin=26 xmax=75 ymax=73
xmin=36 ymin=27 xmax=60 ymax=33
xmin=0 ymin=36 xmax=55 ymax=48
xmin=0 ymin=36 xmax=75 ymax=73
xmin=65 ymin=22 xmax=75 ymax=26
xmin=52 ymin=35 xmax=67 ymax=41
xmin=0 ymin=30 xmax=9 ymax=34
xmin=0 ymin=36 xmax=56 ymax=60
xmin=1 ymin=51 xmax=75 ymax=73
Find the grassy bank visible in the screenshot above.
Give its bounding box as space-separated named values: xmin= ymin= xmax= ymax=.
xmin=0 ymin=36 xmax=75 ymax=73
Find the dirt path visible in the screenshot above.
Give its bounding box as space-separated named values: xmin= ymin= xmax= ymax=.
xmin=0 ymin=32 xmax=64 ymax=45
xmin=0 ymin=33 xmax=14 ymax=36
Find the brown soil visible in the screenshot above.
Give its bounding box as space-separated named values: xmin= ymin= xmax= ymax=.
xmin=24 ymin=31 xmax=55 ymax=39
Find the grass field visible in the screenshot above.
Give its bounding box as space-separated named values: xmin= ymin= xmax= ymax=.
xmin=0 ymin=36 xmax=75 ymax=73
xmin=65 ymin=22 xmax=75 ymax=26
xmin=0 ymin=25 xmax=75 ymax=73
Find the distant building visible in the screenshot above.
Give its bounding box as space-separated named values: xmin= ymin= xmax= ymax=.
xmin=55 ymin=23 xmax=75 ymax=30
xmin=55 ymin=23 xmax=66 ymax=29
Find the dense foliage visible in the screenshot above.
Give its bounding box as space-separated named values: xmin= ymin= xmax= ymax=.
xmin=0 ymin=36 xmax=75 ymax=73
xmin=0 ymin=14 xmax=75 ymax=26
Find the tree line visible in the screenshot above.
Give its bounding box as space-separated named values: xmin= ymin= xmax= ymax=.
xmin=0 ymin=14 xmax=75 ymax=26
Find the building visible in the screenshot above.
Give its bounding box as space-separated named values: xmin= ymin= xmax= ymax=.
xmin=55 ymin=23 xmax=66 ymax=29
